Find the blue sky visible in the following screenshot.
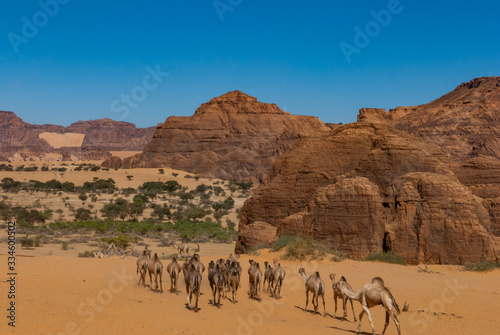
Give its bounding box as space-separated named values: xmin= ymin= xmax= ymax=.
xmin=1 ymin=0 xmax=499 ymax=128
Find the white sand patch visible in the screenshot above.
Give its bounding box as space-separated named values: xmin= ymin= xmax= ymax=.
xmin=109 ymin=151 xmax=143 ymax=159
xmin=39 ymin=132 xmax=85 ymax=148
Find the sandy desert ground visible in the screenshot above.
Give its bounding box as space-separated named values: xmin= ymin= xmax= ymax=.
xmin=0 ymin=246 xmax=499 ymax=335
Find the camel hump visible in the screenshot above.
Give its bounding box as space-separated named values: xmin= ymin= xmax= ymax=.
xmin=315 ymin=271 xmax=320 ymax=277
xmin=372 ymin=277 xmax=385 ymax=286
xmin=340 ymin=276 xmax=347 ymax=282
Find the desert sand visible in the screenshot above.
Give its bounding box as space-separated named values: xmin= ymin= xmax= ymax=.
xmin=0 ymin=247 xmax=498 ymax=335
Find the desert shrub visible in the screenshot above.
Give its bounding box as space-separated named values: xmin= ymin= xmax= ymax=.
xmin=78 ymin=250 xmax=95 ymax=258
xmin=158 ymin=169 xmax=164 ymax=174
xmin=75 ymin=208 xmax=92 ymax=221
xmin=100 ymin=235 xmax=138 ymax=250
xmin=20 ymin=236 xmax=35 ymax=248
xmin=364 ymin=251 xmax=407 ymax=265
xmin=61 ymin=241 xmax=69 ymax=250
xmin=0 ymin=164 xmax=13 ymax=171
xmin=272 ymin=235 xmax=331 ymax=261
xmin=79 ymin=194 xmax=88 ymax=202
xmin=463 ymin=260 xmax=500 ymax=272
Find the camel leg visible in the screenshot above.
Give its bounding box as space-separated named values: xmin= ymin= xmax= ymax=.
xmin=313 ymin=293 xmax=318 ymax=313
xmin=305 ymin=290 xmax=309 ymax=312
xmin=322 ymin=293 xmax=327 ymax=317
xmin=194 ymin=291 xmax=199 ymax=312
xmin=362 ymin=305 xmax=376 ymax=335
xmin=350 ymin=298 xmax=357 ymax=322
xmin=357 ymin=309 xmax=365 ymax=334
xmin=159 ymin=273 xmax=163 ymax=292
xmin=333 ymin=294 xmax=338 ymax=318
xmin=382 ymin=311 xmax=390 ymax=335
xmin=342 ymin=296 xmax=348 ymax=318
xmin=388 ymin=310 xmax=401 ymax=335
xmin=187 ymin=291 xmax=192 ymax=309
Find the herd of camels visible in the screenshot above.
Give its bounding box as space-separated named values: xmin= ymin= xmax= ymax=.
xmin=135 ymin=242 xmax=401 ymax=335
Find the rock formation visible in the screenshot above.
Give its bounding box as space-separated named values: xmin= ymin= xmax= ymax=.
xmin=0 ymin=111 xmax=154 ymax=161
xmin=236 ymin=78 xmax=500 ymax=264
xmin=104 ymin=91 xmax=329 ymax=182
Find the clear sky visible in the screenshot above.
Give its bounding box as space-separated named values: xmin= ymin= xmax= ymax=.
xmin=1 ymin=0 xmax=499 ymax=128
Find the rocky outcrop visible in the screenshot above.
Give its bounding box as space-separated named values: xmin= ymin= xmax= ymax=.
xmin=106 ymin=91 xmax=329 ymax=182
xmin=236 ymin=122 xmax=499 ymax=264
xmin=357 ymin=77 xmax=500 ymax=162
xmin=66 ymin=118 xmax=155 ymax=151
xmin=0 ymin=111 xmax=154 ymax=161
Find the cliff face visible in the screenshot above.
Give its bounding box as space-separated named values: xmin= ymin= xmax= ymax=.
xmin=0 ymin=112 xmax=154 ymax=161
xmin=106 ymin=91 xmax=330 ymax=182
xmin=358 ymin=77 xmax=500 ymax=161
xmin=236 ymin=78 xmax=500 ymax=264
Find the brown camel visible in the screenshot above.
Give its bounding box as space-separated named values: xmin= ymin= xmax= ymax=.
xmin=147 ymin=253 xmax=163 ymax=292
xmin=135 ymin=249 xmax=151 ymax=286
xmin=166 ymin=256 xmax=182 ymax=293
xmin=248 ymin=261 xmax=262 ymax=301
xmin=186 ymin=264 xmax=202 ymax=312
xmin=298 ymin=268 xmax=326 ymax=316
xmin=263 ymin=261 xmax=274 ymax=292
xmin=330 ymin=274 xmax=357 ymax=321
xmin=271 ymin=262 xmax=286 ymax=299
xmin=189 ymin=253 xmax=205 ymax=273
xmin=338 ymin=276 xmax=401 ymax=335
xmin=208 ymin=261 xmax=225 ymax=307
xmin=227 ymin=266 xmax=240 ymax=303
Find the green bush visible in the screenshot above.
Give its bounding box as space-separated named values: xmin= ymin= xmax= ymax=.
xmin=364 ymin=251 xmax=407 ymax=265
xmin=100 ymin=235 xmax=138 ymax=250
xmin=463 ymin=260 xmax=499 ymax=272
xmin=20 ymin=236 xmax=35 ymax=248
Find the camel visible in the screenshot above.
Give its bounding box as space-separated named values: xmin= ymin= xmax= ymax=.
xmin=173 ymin=241 xmax=190 ymax=258
xmin=186 ymin=264 xmax=202 ymax=312
xmin=216 ymin=258 xmax=229 ymax=298
xmin=329 ymin=274 xmax=357 ymax=321
xmin=208 ymin=261 xmax=225 ymax=307
xmin=189 ymin=253 xmax=205 ymax=273
xmin=298 ymin=268 xmax=326 ymax=316
xmin=147 ymin=253 xmax=163 ymax=292
xmin=248 ymin=261 xmax=262 ymax=301
xmin=227 ymin=266 xmax=240 ymax=303
xmin=271 ymin=262 xmax=286 ymax=299
xmin=263 ymin=261 xmax=274 ymax=292
xmin=166 ymin=256 xmax=182 ymax=293
xmin=337 ymin=276 xmax=401 ymax=335
xmin=136 ymin=249 xmax=151 ymax=286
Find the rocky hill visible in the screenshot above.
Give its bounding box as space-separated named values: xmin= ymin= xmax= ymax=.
xmin=236 ymin=78 xmax=500 ymax=264
xmin=0 ymin=111 xmax=154 ymax=161
xmin=103 ymin=91 xmax=329 ymax=182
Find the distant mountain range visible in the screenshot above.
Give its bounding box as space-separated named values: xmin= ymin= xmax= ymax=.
xmin=0 ymin=111 xmax=155 ymax=161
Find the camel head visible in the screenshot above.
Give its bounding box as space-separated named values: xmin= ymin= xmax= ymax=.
xmin=298 ymin=268 xmax=305 ymax=275
xmin=329 ymin=273 xmax=336 ymax=283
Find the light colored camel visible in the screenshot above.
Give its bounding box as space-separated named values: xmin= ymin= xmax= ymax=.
xmin=187 ymin=264 xmax=202 ymax=312
xmin=166 ymin=256 xmax=182 ymax=293
xmin=298 ymin=268 xmax=326 ymax=316
xmin=136 ymin=249 xmax=151 ymax=286
xmin=329 ymin=274 xmax=357 ymax=321
xmin=173 ymin=241 xmax=190 ymax=258
xmin=338 ymin=276 xmax=401 ymax=335
xmin=147 ymin=253 xmax=163 ymax=292
xmin=271 ymin=262 xmax=286 ymax=299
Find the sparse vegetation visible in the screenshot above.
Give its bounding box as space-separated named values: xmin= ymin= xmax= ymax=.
xmin=364 ymin=251 xmax=407 ymax=265
xmin=271 ymin=235 xmax=333 ymax=261
xmin=463 ymin=260 xmax=499 ymax=272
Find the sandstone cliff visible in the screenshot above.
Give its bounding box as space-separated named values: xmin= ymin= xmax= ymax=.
xmin=104 ymin=91 xmax=329 ymax=182
xmin=236 ymin=122 xmax=499 ymax=264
